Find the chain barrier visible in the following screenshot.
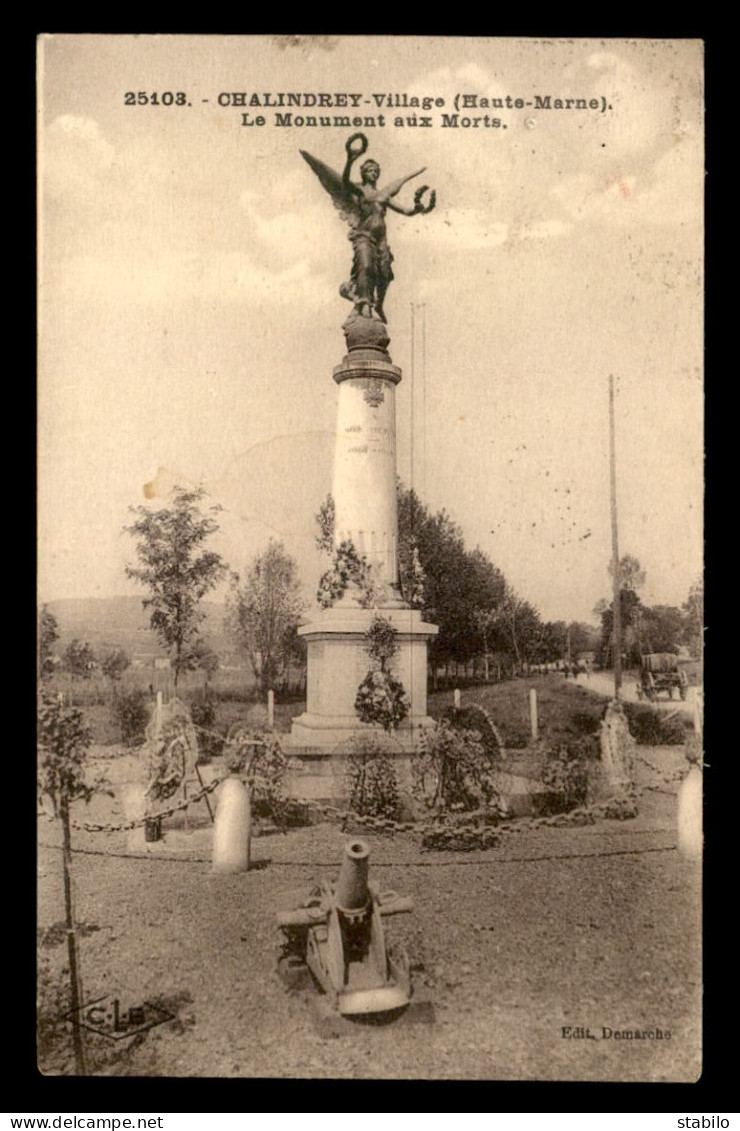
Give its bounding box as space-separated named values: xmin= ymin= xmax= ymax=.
xmin=299 ymin=791 xmax=642 ymax=849
xmin=38 ymin=714 xmax=693 ymax=848
xmin=633 ymin=750 xmax=691 ymax=789
xmin=37 ymin=775 xmax=225 ymax=833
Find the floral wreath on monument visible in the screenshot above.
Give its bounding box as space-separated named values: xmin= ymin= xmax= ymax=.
xmin=314 ymin=493 xmax=411 ymax=734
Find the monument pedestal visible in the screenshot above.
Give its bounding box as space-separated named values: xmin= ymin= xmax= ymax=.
xmin=290 ymin=604 xmax=438 ymax=754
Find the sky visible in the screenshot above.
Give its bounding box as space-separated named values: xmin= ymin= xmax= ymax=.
xmin=38 ymin=35 xmax=704 ymax=625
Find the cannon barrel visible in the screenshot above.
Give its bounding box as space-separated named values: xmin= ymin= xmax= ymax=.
xmin=336 ymin=839 xmax=370 ymax=911
xmin=276 ymin=839 xmax=414 ymax=930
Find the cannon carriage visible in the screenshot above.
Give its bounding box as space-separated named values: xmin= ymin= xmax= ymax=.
xmin=277 ymin=839 xmax=415 ymax=1017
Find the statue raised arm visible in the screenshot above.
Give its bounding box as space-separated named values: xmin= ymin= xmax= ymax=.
xmin=300 ymin=133 xmax=435 ymax=324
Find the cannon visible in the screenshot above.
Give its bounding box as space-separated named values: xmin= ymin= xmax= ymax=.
xmin=277 ymin=839 xmax=414 ymax=1016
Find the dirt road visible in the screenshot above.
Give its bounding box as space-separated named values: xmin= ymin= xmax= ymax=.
xmin=571 ymin=669 xmax=700 ymax=720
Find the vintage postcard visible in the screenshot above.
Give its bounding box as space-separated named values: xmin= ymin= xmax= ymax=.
xmin=37 ymin=35 xmax=703 ymax=1081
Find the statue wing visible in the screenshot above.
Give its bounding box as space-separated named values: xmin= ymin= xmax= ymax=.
xmin=300 ymin=149 xmax=360 ymax=224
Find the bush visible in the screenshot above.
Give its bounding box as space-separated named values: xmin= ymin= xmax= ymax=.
xmin=538 ymin=735 xmax=599 ymax=815
xmin=249 ymin=736 xmax=288 ymax=819
xmin=622 ymin=702 xmax=689 ymax=745
xmin=442 ymin=704 xmax=503 ymax=761
xmin=569 ymin=711 xmax=601 ymax=737
xmin=343 ymin=733 xmax=401 ymax=820
xmin=113 ymin=688 xmax=150 ymax=747
xmin=412 ymin=719 xmax=500 ymax=815
xmin=224 ymin=728 xmax=287 ymax=822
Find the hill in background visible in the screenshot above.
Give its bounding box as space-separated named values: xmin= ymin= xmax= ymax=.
xmin=45 ymin=596 xmax=232 ymax=660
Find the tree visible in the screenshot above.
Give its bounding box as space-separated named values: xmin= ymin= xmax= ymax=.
xmin=599 ymin=590 xmax=643 ymax=667
xmin=567 ymin=621 xmax=601 ymax=660
xmin=682 ymin=578 xmax=704 ymax=661
xmin=38 ymin=605 xmax=59 ymax=679
xmin=397 ymin=482 xmax=536 ymax=681
xmin=189 ymin=638 xmax=220 ymax=692
xmin=492 ymin=589 xmax=546 ymax=673
xmin=124 ymin=485 xmax=227 ymax=692
xmin=226 ymin=540 xmax=304 ymax=692
xmin=641 ymin=605 xmax=686 ymax=654
xmin=37 ymin=692 xmax=96 ymax=1075
xmin=63 ymin=639 xmax=96 ymax=680
xmin=608 ymin=554 xmax=646 ymax=593
xmin=100 ymin=648 xmax=131 ymax=690
xmin=599 ymin=555 xmax=647 ymax=667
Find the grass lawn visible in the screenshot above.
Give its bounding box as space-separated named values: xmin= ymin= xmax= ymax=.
xmin=58 ymin=670 xmax=687 ymax=757
xmin=428 ymin=675 xmax=607 ymax=749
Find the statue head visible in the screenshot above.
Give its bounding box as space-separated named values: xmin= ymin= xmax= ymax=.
xmin=360 ymin=159 xmax=380 ymax=185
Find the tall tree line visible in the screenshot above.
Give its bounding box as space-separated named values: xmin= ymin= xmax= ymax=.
xmin=397 ymin=484 xmax=568 ymax=681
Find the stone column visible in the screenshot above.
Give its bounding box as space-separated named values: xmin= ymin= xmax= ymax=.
xmin=289 ymin=313 xmax=438 ymax=772
xmin=332 ymin=313 xmax=403 ymax=601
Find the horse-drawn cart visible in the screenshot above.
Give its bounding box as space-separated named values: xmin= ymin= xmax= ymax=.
xmin=636 ymin=652 xmax=689 ymax=702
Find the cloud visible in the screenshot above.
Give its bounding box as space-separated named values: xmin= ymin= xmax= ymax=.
xmin=516 ymin=219 xmax=573 ymax=241
xmin=549 ymin=132 xmax=702 ymax=229
xmin=398 ymin=207 xmax=508 ymax=252
xmin=44 ymin=115 xmax=115 ymax=200
xmin=51 ymin=247 xmax=331 ymax=309
xmin=239 ymin=190 xmax=327 ymax=261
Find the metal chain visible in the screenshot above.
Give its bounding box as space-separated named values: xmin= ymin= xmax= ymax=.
xmin=300 ymin=791 xmax=642 ymax=844
xmin=633 ymin=750 xmax=690 ymax=787
xmin=61 ymin=776 xmax=224 ymax=833
xmin=38 ymin=742 xmax=691 ymax=844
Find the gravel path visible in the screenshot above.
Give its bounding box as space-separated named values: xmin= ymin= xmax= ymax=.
xmin=38 ymin=746 xmax=701 ymax=1081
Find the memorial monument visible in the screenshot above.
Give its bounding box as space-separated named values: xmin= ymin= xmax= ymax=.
xmin=290 ymin=134 xmax=438 ymax=761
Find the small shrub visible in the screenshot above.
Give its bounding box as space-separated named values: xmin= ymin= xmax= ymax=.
xmin=114 ymin=688 xmax=150 ymax=747
xmin=249 ymin=735 xmax=288 ymax=819
xmin=343 ymin=733 xmax=400 ymax=820
xmin=412 ymin=719 xmax=500 ymax=815
xmin=224 ymin=728 xmax=287 ymax=822
xmin=622 ymin=702 xmax=689 ymax=745
xmin=442 ymin=704 xmax=503 ymax=762
xmin=569 ymin=711 xmax=601 ymax=737
xmin=538 ymin=735 xmax=598 ymax=815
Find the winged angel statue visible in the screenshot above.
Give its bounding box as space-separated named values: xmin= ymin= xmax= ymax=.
xmin=301 ymin=132 xmax=435 ymax=324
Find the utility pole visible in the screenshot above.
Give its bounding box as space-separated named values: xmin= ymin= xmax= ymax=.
xmin=421 ymin=302 xmax=427 ymax=502
xmin=609 ymin=374 xmax=622 ymax=700
xmin=410 ymin=303 xmax=415 ymax=495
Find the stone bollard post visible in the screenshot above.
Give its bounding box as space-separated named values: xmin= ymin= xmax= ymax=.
xmin=677 ymin=751 xmax=702 ymax=861
xmin=592 ymin=699 xmax=636 ymax=804
xmin=529 ymin=689 xmax=538 ymax=742
xmin=212 ymin=774 xmax=252 ymax=873
xmin=453 ymin=688 xmax=461 ymax=711
xmin=268 ymin=689 xmax=275 ymax=730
